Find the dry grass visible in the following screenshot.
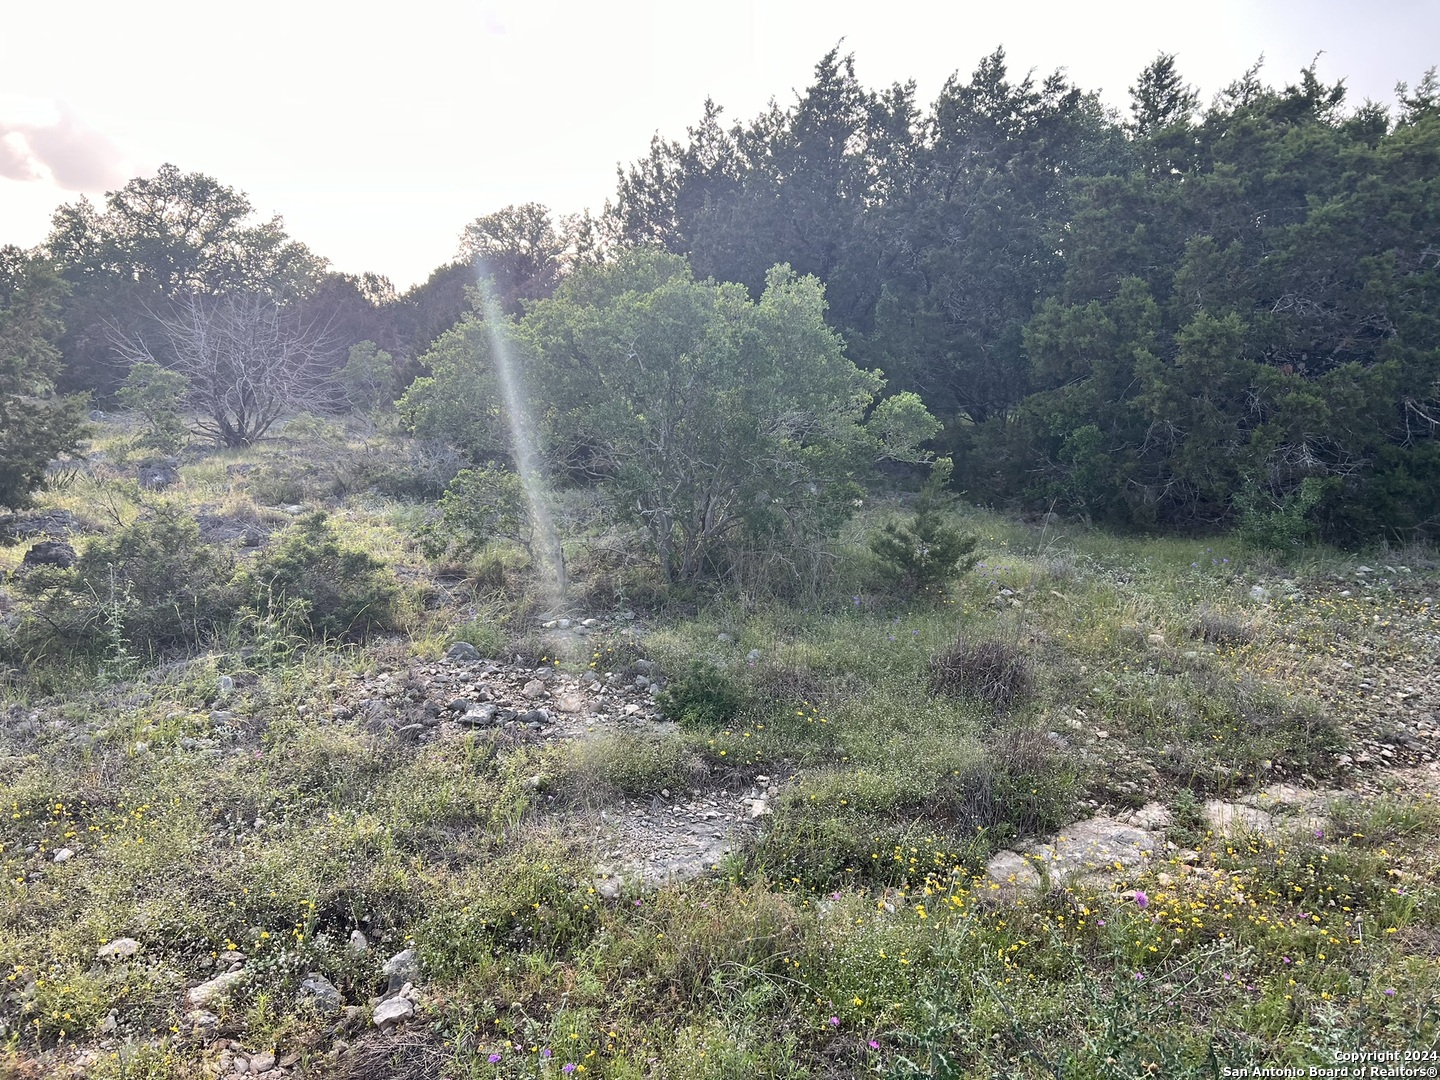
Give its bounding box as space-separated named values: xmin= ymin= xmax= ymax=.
xmin=926 ymin=634 xmax=1034 ymax=707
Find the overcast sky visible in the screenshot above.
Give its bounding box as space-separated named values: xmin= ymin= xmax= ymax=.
xmin=2 ymin=0 xmax=1436 ymax=289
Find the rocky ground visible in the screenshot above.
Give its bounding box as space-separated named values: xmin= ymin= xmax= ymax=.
xmin=336 ymin=636 xmax=775 ymax=888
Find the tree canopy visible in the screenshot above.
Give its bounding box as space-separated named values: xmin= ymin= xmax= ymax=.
xmin=402 ymin=251 xmax=938 ymax=579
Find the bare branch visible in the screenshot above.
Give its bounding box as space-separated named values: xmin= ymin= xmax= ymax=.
xmin=113 ymin=293 xmax=337 ymax=447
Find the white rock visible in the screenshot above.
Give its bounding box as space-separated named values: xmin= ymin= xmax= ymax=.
xmin=188 ymin=969 xmax=246 ymax=1007
xmin=52 ymin=848 xmax=74 ymax=863
xmin=97 ymin=937 xmax=142 ymax=960
xmin=372 ymin=996 xmax=415 ymax=1027
xmin=382 ymin=948 xmax=420 ymax=986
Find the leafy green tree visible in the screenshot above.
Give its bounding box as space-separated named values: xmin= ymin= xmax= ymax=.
xmin=117 ymin=360 xmax=189 ymax=453
xmin=996 ymin=59 xmax=1440 ymax=538
xmin=397 ymin=316 xmax=508 ymax=462
xmin=458 ymin=203 xmax=569 ymax=315
xmin=337 ymin=340 xmax=397 ymax=413
xmin=520 ymin=252 xmax=935 ymax=579
xmin=48 ymin=164 xmax=323 ymax=300
xmin=404 ymin=251 xmax=940 ymax=581
xmin=0 ymin=247 xmax=86 ymax=510
xmin=869 ymin=49 xmax=1123 ymax=433
xmin=424 ymin=465 xmax=527 ymax=557
xmin=608 ymin=48 xmax=920 ymax=334
xmin=393 ymin=261 xmax=474 ymax=365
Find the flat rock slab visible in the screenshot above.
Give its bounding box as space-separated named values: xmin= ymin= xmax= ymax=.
xmin=96 ymin=937 xmax=141 ymax=961
xmin=987 ymin=814 xmax=1163 ymax=889
xmin=1205 ymin=792 xmax=1331 ymax=837
xmin=1204 ymin=800 xmax=1275 ymax=834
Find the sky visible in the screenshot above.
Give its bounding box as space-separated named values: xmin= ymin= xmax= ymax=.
xmin=2 ymin=0 xmax=1437 ymax=290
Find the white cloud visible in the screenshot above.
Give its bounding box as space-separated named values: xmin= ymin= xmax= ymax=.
xmin=0 ymin=99 xmax=129 ymax=192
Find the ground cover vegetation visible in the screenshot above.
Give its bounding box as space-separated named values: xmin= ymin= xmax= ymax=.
xmin=0 ymin=44 xmax=1437 ymax=1080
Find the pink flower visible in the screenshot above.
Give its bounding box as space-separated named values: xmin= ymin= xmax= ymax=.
xmin=829 ymin=1016 xmax=839 ymax=1026
xmin=868 ymin=1040 xmax=880 ymax=1050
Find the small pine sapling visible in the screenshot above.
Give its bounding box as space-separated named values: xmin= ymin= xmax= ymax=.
xmin=869 ymin=457 xmax=979 ymax=593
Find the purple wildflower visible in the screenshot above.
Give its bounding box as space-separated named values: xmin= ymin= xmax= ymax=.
xmin=1134 ymin=890 xmax=1149 ymax=909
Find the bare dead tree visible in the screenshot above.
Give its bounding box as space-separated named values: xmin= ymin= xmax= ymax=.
xmin=116 ymin=293 xmax=335 ymax=447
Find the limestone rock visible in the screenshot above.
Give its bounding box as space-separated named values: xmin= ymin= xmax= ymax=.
xmin=446 ymin=642 xmax=481 ymax=662
xmin=97 ymin=937 xmax=141 ymax=961
xmin=1203 ymin=800 xmax=1273 ymax=835
xmin=372 ymin=996 xmax=414 ymax=1028
xmin=382 ymin=948 xmax=420 ymax=992
xmin=299 ymin=972 xmax=342 ymax=1013
xmin=188 ymin=968 xmax=246 ymax=1007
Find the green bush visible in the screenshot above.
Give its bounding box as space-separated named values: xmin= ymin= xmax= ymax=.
xmin=243 ymin=513 xmax=399 ymax=640
xmin=72 ymin=506 xmax=238 ymax=653
xmin=117 ymin=360 xmax=189 ymax=453
xmin=656 ymin=659 xmax=747 ymax=727
xmin=1234 ymin=477 xmax=1331 ymax=549
xmin=869 ymin=493 xmax=979 ymax=594
xmin=420 ymin=464 xmax=527 ymax=558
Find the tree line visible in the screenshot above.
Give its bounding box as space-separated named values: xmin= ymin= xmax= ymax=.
xmin=2 ymin=48 xmax=1438 ymax=545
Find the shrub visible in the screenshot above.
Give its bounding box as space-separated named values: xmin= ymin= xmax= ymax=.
xmin=927 ymin=634 xmax=1034 ymax=707
xmin=656 ymin=659 xmax=747 ymax=727
xmin=1192 ymin=604 xmax=1254 ymax=645
xmin=117 ymin=360 xmax=189 ymax=453
xmin=449 ymin=617 xmax=507 ymax=658
xmin=72 ymin=506 xmax=237 ymax=653
xmin=337 ymin=340 xmax=398 ymax=413
xmin=1234 ymin=476 xmax=1331 ymax=549
xmin=421 ymin=465 xmax=527 ymax=558
xmin=244 ymin=513 xmax=398 ymax=640
xmin=869 ymin=494 xmax=979 ymax=594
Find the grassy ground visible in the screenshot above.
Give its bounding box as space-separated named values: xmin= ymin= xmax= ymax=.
xmin=0 ymin=418 xmax=1437 ymax=1078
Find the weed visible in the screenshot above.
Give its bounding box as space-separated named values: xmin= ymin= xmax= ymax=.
xmin=927 ymin=634 xmax=1034 ymax=707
